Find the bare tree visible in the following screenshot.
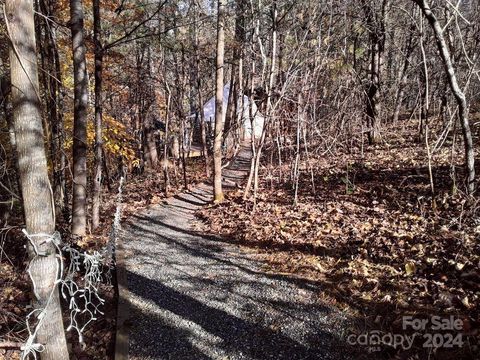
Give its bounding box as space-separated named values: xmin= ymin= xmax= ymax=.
xmin=392 ymin=11 xmax=415 ymax=124
xmin=213 ymin=0 xmax=225 ymax=202
xmin=38 ymin=0 xmax=67 ymax=218
xmin=245 ymin=0 xmax=277 ymax=203
xmin=413 ymin=0 xmax=475 ymax=193
xmin=92 ymin=0 xmax=103 ymax=231
xmin=361 ymin=0 xmax=389 ymax=144
xmin=70 ymin=0 xmax=89 ymax=235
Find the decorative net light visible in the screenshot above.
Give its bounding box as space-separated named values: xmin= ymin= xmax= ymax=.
xmin=21 ymin=177 xmax=125 ymax=359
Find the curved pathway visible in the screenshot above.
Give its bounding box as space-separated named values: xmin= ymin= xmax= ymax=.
xmin=119 ymin=147 xmax=356 ymax=359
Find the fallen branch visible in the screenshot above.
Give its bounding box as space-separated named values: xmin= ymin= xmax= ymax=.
xmin=0 ymin=341 xmax=23 ymax=349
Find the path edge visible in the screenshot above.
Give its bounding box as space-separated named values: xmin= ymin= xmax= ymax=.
xmin=114 ymin=229 xmax=129 ymax=360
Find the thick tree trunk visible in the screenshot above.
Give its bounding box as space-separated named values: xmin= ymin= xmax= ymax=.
xmin=5 ymin=0 xmax=69 ymax=358
xmin=92 ymin=0 xmax=103 ymax=231
xmin=413 ymin=0 xmax=475 ymax=193
xmin=70 ymin=0 xmax=89 ymax=236
xmin=213 ymin=0 xmax=225 ymax=202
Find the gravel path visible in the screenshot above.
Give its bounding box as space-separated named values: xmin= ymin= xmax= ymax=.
xmin=121 ymin=147 xmax=356 ymax=360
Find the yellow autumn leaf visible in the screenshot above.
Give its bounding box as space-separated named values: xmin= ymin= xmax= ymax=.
xmin=405 ymin=262 xmax=416 ymax=276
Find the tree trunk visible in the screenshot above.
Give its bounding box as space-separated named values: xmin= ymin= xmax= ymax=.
xmin=199 ymin=90 xmax=210 ymax=177
xmin=180 ymin=116 xmax=189 ymax=189
xmin=224 ymin=66 xmax=236 ymax=138
xmin=244 ymin=0 xmax=262 ymax=200
xmin=413 ymin=0 xmax=475 ymax=193
xmin=134 ymin=44 xmax=146 ymax=174
xmin=0 ymin=69 xmax=20 ymax=199
xmin=192 ymin=0 xmax=210 ymax=177
xmin=92 ymin=0 xmax=103 ymax=231
xmin=102 ymin=147 xmax=112 ymax=191
xmin=53 ymin=33 xmax=67 ymax=222
xmin=392 ymin=19 xmax=414 ymax=124
xmin=5 ymin=0 xmax=69 ymax=358
xmin=213 ymin=0 xmax=225 ymax=202
xmin=235 ymin=0 xmax=246 ymax=143
xmin=37 ymin=0 xmax=68 ymax=218
xmin=243 ymin=47 xmax=257 ymax=200
xmin=251 ymin=0 xmax=277 ymax=202
xmin=178 ymin=46 xmax=188 ymax=189
xmin=163 ymin=88 xmax=171 ymax=196
xmin=418 ymin=12 xmax=429 ymax=141
xmin=35 ymin=2 xmax=52 ymax=157
xmin=362 ymin=0 xmax=388 ymax=145
xmin=143 ymin=45 xmax=158 ymax=169
xmin=144 ymin=122 xmax=158 ymax=168
xmin=70 ymin=0 xmax=89 ymax=236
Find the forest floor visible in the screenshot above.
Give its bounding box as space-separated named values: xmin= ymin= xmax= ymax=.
xmin=120 ymin=145 xmax=362 ymax=360
xmin=197 ymin=120 xmax=480 ymax=359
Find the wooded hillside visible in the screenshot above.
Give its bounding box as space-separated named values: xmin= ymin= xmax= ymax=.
xmin=0 ymin=0 xmax=479 ymax=359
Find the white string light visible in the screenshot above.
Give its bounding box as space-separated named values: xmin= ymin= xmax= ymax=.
xmin=21 ymin=231 xmax=63 ymax=360
xmin=21 ymin=176 xmax=125 ymax=359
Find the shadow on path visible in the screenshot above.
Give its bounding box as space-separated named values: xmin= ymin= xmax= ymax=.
xmin=127 ymin=270 xmax=342 ymax=360
xmin=121 ymin=145 xmax=358 ymax=360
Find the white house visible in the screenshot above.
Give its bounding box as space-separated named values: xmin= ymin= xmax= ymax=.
xmin=202 ymin=84 xmax=264 ymax=139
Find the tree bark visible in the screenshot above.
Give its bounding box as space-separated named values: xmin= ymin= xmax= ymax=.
xmin=243 ymin=42 xmax=257 ymax=200
xmin=178 ymin=46 xmax=188 ymax=189
xmin=192 ymin=0 xmax=210 ymax=177
xmin=92 ymin=0 xmax=103 ymax=231
xmin=5 ymin=0 xmax=69 ymax=358
xmin=143 ymin=45 xmax=158 ymax=169
xmin=392 ymin=19 xmax=415 ymax=124
xmin=198 ymin=86 xmax=210 ymax=177
xmin=163 ymin=88 xmax=171 ymax=196
xmin=250 ymin=0 xmax=277 ymax=203
xmin=413 ymin=0 xmax=475 ymax=193
xmin=144 ymin=122 xmax=158 ymax=168
xmin=362 ymin=0 xmax=388 ymax=145
xmin=70 ymin=0 xmax=89 ymax=236
xmin=213 ymin=0 xmax=226 ymax=202
xmin=36 ymin=1 xmax=68 ymax=217
xmin=235 ymin=0 xmax=246 ymax=142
